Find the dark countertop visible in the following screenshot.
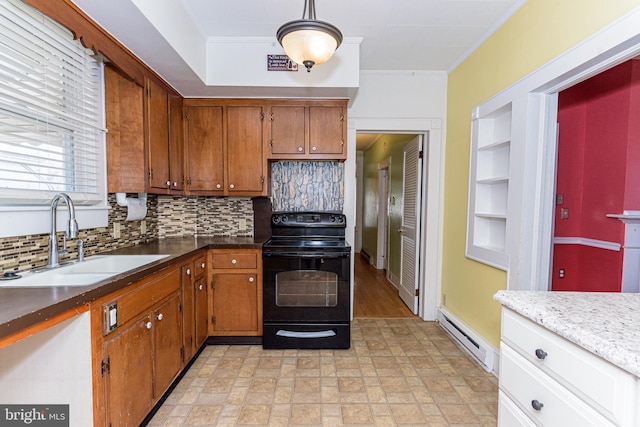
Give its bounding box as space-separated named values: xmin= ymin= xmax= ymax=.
xmin=0 ymin=236 xmax=265 ymax=340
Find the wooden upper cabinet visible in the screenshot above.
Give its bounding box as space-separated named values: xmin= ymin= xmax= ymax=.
xmin=269 ymin=105 xmax=306 ymax=156
xmin=146 ymin=78 xmax=184 ymax=194
xmin=104 ymin=65 xmax=145 ymax=193
xmin=267 ymin=100 xmax=347 ymax=160
xmin=309 ymin=105 xmax=346 ymax=157
xmin=184 ymin=100 xmax=267 ymax=197
xmin=226 ymin=105 xmax=266 ymax=195
xmin=185 ymin=105 xmax=225 ymax=194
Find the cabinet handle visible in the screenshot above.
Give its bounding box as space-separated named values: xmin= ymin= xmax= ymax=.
xmin=145 ymin=321 xmax=152 ymax=329
xmin=535 ymin=349 xmax=548 ymax=360
xmin=248 ymin=277 xmax=254 ymax=283
xmin=311 ymin=146 xmax=317 ymax=151
xmin=186 ymin=269 xmax=191 ymax=276
xmin=201 ymin=262 xmax=205 ymax=268
xmin=229 ymin=184 xmax=235 ymax=189
xmin=531 ymin=400 xmax=544 ymax=411
xmin=231 ymin=259 xmax=237 ymax=264
xmin=216 ymin=183 xmax=221 ymax=189
xmin=173 ymin=181 xmax=178 ymax=187
xmin=198 ymin=284 xmax=203 ymax=291
xmin=156 ymin=313 xmax=163 ymax=321
xmin=297 ymin=146 xmax=303 ymax=152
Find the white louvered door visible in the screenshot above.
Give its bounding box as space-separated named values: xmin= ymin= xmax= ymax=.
xmin=399 ymin=136 xmax=423 ymax=313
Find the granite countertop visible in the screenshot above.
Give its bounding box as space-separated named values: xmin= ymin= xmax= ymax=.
xmin=494 ymin=290 xmax=640 ymax=377
xmin=0 ymin=236 xmax=266 ymax=340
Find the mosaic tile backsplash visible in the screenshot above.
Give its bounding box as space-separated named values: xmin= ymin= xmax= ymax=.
xmin=271 ymin=161 xmax=344 ymax=212
xmin=0 ymin=194 xmax=253 ymax=274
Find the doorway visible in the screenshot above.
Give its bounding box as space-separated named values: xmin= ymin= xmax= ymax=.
xmin=354 ymin=133 xmax=422 ymax=317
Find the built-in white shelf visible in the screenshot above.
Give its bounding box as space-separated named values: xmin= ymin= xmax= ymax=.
xmin=466 ymin=103 xmax=512 ymax=270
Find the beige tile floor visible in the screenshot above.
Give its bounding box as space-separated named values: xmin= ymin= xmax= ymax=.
xmin=148 ymin=318 xmax=498 ymax=426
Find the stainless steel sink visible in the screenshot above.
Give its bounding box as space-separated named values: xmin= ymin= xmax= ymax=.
xmin=0 ymin=254 xmax=169 ymax=288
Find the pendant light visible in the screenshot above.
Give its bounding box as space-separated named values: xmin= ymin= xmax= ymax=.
xmin=276 ymin=0 xmax=342 ymax=72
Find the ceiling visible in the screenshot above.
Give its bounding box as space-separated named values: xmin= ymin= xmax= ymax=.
xmin=71 ymin=0 xmax=525 ymax=99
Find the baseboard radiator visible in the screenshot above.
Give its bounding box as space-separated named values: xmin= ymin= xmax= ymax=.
xmin=437 ymin=307 xmax=496 ymax=373
xmin=360 ymin=250 xmax=372 ymax=264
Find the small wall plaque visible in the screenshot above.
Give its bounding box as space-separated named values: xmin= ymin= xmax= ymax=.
xmin=268 ymin=55 xmax=298 ymax=71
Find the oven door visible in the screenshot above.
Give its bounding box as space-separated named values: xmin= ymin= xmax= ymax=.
xmin=262 ymin=251 xmax=350 ymax=323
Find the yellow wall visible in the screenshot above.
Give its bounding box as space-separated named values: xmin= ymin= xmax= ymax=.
xmin=444 ymin=0 xmax=640 ymax=347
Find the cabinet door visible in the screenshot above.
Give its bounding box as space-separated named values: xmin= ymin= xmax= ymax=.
xmin=226 ymin=105 xmax=266 ymax=195
xmin=104 ymin=314 xmax=154 ymax=427
xmin=269 ymin=105 xmax=306 ymax=157
xmin=146 ymin=78 xmax=170 ymax=192
xmin=186 ymin=106 xmax=224 ymax=194
xmin=211 ymin=273 xmax=260 ymax=335
xmin=153 ymin=293 xmax=183 ymax=398
xmin=194 ymin=275 xmax=209 ymax=349
xmin=168 ymin=93 xmax=184 ymax=192
xmin=308 ymin=105 xmax=346 ymax=157
xmin=104 ymin=65 xmax=145 ymax=193
xmin=181 ymin=263 xmax=195 ymax=363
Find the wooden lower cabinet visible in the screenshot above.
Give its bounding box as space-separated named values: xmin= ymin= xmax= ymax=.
xmin=209 ymin=248 xmax=262 ymax=336
xmin=92 ymin=265 xmax=184 ymax=427
xmin=181 ymin=252 xmax=209 ymax=362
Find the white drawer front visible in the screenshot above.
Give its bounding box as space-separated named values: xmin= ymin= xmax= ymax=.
xmin=500 ymin=344 xmax=614 ymax=427
xmin=502 ymin=309 xmax=636 ymax=425
xmin=498 ymin=391 xmax=537 ymax=427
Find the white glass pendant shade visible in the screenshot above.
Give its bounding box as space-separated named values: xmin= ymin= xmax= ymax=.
xmin=276 ymin=0 xmax=342 ymax=72
xmin=281 ymin=27 xmax=338 ymax=69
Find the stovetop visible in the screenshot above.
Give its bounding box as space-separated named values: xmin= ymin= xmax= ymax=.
xmin=263 ymin=211 xmax=350 ymax=254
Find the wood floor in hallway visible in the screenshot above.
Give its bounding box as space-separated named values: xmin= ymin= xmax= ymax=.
xmin=353 ymin=253 xmax=415 ymax=318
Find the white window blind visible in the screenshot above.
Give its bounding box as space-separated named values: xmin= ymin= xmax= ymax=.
xmin=0 ymin=0 xmax=105 ymax=206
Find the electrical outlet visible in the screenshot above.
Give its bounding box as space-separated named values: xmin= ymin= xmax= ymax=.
xmin=558 ymin=268 xmax=565 ymax=279
xmin=140 ymin=220 xmax=147 ymax=234
xmin=113 ymin=222 xmax=121 ymax=239
xmin=238 ymin=218 xmax=246 ymax=230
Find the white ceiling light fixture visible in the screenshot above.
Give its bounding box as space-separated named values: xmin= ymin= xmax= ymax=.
xmin=276 ymin=0 xmax=343 ymax=72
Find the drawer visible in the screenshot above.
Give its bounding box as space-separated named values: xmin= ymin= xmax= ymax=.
xmin=194 ymin=254 xmax=207 ymax=278
xmin=501 ymin=309 xmax=636 ymax=425
xmin=498 ymin=391 xmax=536 ymax=427
xmin=104 ymin=267 xmax=181 ymax=332
xmin=500 ymin=344 xmax=614 ymax=427
xmin=211 ymin=252 xmax=257 ymax=270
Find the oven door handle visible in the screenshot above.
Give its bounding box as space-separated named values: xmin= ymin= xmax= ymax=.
xmin=263 ymin=252 xmax=349 ymax=258
xmin=276 ymin=329 xmax=337 ymax=339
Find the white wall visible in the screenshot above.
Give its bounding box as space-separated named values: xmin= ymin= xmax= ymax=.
xmin=346 ymin=70 xmax=447 ymax=320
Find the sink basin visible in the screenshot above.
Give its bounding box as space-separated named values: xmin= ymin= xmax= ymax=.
xmin=0 ymin=254 xmax=170 ymax=288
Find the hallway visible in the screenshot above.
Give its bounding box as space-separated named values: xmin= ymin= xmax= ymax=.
xmin=353 ymin=254 xmax=414 ymax=318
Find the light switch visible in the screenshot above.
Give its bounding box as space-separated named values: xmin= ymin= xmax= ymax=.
xmin=561 ymin=208 xmax=569 ymax=219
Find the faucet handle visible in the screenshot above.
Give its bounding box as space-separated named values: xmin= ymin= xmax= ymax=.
xmin=77 ymin=239 xmax=84 ymax=262
xmin=59 ymin=235 xmax=68 ymax=256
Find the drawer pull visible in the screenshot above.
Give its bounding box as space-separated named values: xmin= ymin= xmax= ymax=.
xmin=186 ymin=269 xmax=191 ymax=276
xmin=531 ymin=399 xmax=544 ymax=411
xmin=201 ymin=263 xmax=205 ymax=268
xmin=156 ymin=313 xmax=163 ymax=321
xmin=249 ymin=277 xmax=254 ymax=283
xmin=231 ymin=259 xmax=237 ymax=264
xmin=535 ymin=348 xmax=548 ymax=360
xmin=145 ymin=322 xmax=152 ymax=329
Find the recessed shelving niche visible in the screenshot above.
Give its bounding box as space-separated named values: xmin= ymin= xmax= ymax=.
xmin=466 ymin=103 xmax=512 ymax=270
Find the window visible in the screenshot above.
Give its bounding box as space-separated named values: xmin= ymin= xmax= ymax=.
xmin=0 ymin=0 xmax=105 ymax=206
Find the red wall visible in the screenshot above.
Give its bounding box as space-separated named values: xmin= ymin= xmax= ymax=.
xmin=552 ymin=60 xmax=640 ymax=292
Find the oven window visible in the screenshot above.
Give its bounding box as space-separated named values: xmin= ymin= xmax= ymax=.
xmin=276 ymin=270 xmax=338 ymax=307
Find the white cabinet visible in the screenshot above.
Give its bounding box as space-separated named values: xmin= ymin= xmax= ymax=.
xmin=499 ymin=308 xmax=639 ymax=426
xmin=466 ymin=103 xmax=511 ymax=269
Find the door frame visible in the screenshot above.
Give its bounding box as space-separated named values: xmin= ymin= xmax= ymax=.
xmin=376 ymin=159 xmax=390 ymax=270
xmin=348 ymin=119 xmax=444 ymax=321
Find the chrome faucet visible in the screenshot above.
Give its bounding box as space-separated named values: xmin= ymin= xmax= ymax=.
xmin=47 ymin=193 xmax=79 ymax=268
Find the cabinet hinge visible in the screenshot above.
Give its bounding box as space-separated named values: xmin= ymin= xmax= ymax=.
xmin=185 ymin=112 xmax=189 ymax=121
xmin=148 ymin=169 xmax=153 ymax=179
xmin=180 ymin=346 xmax=184 ymax=360
xmin=419 ymin=150 xmax=424 ymax=159
xmin=269 ymin=139 xmax=273 ymax=147
xmin=187 ymin=177 xmax=191 ymax=186
xmin=146 ymin=85 xmax=150 ymax=96
xmin=179 ymin=302 xmax=182 ymax=313
xmin=269 ymin=113 xmax=274 ymax=121
xmin=340 ymin=114 xmax=345 ymax=122
xmin=415 ymin=289 xmax=420 ymax=297
xmin=260 ymin=112 xmax=264 ymax=121
xmin=101 ymin=356 xmax=110 ymax=376
xmin=211 ymin=315 xmax=216 ymax=325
